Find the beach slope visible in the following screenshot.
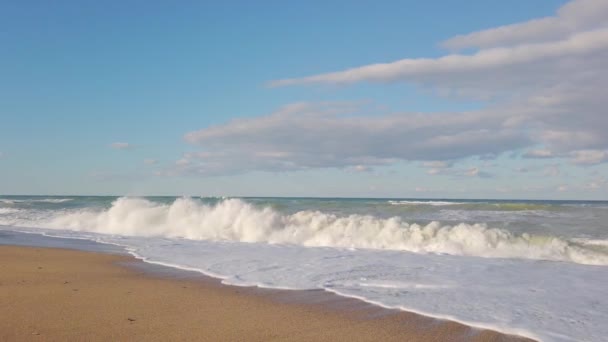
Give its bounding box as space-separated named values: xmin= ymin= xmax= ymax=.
xmin=0 ymin=246 xmax=533 ymax=341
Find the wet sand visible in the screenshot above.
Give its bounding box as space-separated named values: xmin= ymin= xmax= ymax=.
xmin=0 ymin=245 xmax=534 ymax=341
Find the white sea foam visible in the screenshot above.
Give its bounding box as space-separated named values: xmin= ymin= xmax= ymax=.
xmin=2 ymin=225 xmax=605 ymax=342
xmin=0 ymin=199 xmax=19 ymax=204
xmin=2 ymin=196 xmax=607 ymax=342
xmin=572 ymin=238 xmax=608 ymax=247
xmin=43 ymin=198 xmax=74 ymax=203
xmin=388 ymin=200 xmax=464 ymax=206
xmin=15 ymin=197 xmax=605 ymax=266
xmin=0 ymin=198 xmax=74 ymax=204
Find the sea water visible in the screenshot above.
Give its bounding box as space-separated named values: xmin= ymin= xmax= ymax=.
xmin=1 ymin=196 xmax=607 ymax=341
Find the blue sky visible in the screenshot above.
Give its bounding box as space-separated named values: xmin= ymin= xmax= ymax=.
xmin=1 ymin=0 xmax=607 ymax=199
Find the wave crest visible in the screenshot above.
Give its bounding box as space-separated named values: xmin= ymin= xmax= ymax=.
xmin=42 ymin=197 xmax=608 ymax=265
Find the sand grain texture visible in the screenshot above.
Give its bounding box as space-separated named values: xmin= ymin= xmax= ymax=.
xmin=0 ymin=246 xmax=534 ymax=341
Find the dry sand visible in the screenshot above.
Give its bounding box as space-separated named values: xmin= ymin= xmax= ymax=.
xmin=0 ymin=245 xmax=534 ymax=341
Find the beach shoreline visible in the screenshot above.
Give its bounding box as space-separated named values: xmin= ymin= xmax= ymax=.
xmin=0 ymin=244 xmax=535 ymax=341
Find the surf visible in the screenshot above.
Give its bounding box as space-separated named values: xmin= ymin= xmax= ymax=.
xmin=7 ymin=196 xmax=606 ymax=265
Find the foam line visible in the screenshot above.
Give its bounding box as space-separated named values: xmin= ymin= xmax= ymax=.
xmin=30 ymin=197 xmax=608 ymax=265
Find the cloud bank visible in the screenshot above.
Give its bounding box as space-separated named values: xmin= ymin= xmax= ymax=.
xmin=178 ymin=0 xmax=608 ymax=176
xmin=178 ymin=102 xmax=528 ymax=176
xmin=441 ymin=0 xmax=608 ymax=50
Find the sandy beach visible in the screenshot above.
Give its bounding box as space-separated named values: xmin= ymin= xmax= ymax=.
xmin=0 ymin=245 xmax=533 ymax=341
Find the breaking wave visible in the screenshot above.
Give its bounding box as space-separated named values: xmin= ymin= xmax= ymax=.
xmin=21 ymin=197 xmax=608 ymax=265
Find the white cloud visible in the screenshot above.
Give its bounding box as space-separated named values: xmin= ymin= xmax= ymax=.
xmin=465 ymin=167 xmax=480 ymax=177
xmin=175 ymin=158 xmax=191 ymax=166
xmin=441 ymin=0 xmax=608 ymax=50
xmin=144 ymin=159 xmax=158 ymax=165
xmin=269 ymin=28 xmax=608 ymax=89
xmin=110 ymin=142 xmax=132 ymax=150
xmin=349 ymin=165 xmax=373 ymax=173
xmin=422 ymin=161 xmax=452 ymax=169
xmin=523 ymin=149 xmax=555 ymax=159
xmin=422 ymin=162 xmax=492 ymax=178
xmin=268 ymin=0 xmax=608 ymax=168
xmin=423 ymin=160 xmax=453 ymax=175
xmin=169 ymin=1 xmax=607 ymax=178
xmin=179 ymin=102 xmax=528 ymax=176
xmin=584 ymin=176 xmax=607 ymax=190
xmin=463 ymin=167 xmax=493 ymax=178
xmin=570 ymin=150 xmax=608 ymax=165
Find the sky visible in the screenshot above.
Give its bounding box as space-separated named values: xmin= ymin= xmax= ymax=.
xmin=1 ymin=0 xmax=607 ymax=199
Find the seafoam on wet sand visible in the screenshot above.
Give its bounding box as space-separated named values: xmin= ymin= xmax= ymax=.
xmin=1 ymin=195 xmax=608 ymax=341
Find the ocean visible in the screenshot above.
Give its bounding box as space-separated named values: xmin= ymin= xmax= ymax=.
xmin=1 ymin=195 xmax=607 ymax=341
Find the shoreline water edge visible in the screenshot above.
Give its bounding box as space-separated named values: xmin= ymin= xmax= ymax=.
xmin=0 ymin=232 xmax=533 ymax=341
xmin=2 ymin=196 xmax=608 ymax=341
